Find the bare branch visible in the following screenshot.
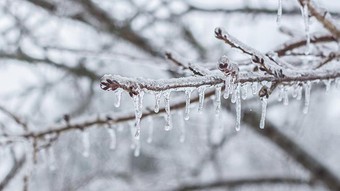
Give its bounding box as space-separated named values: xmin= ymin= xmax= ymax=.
xmin=173 ymin=176 xmax=311 ymax=191
xmin=298 ymin=0 xmax=340 ymax=39
xmin=243 ymin=111 xmax=340 ymax=191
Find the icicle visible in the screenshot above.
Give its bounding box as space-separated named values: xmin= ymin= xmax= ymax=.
xmin=231 ymin=83 xmax=237 ymax=103
xmin=336 ymin=78 xmax=340 ymax=89
xmin=198 ymin=86 xmax=206 ymax=112
xmin=241 ymin=83 xmax=248 ymax=100
xmin=215 ymin=86 xmax=222 ymax=115
xmin=154 ymin=92 xmax=161 ymax=113
xmin=278 ymin=85 xmax=284 ymax=102
xmin=164 ymin=91 xmax=172 ymax=131
xmin=277 ymin=0 xmax=282 ymax=25
xmin=114 ymin=89 xmax=122 ymax=108
xmin=235 ymin=83 xmax=241 ymax=131
xmin=283 ymin=87 xmax=289 ymax=106
xmin=292 ymin=84 xmax=299 ymax=98
xmin=301 ymin=2 xmax=310 ymax=54
xmin=323 ymin=79 xmax=332 ymax=93
xmin=184 ymin=89 xmax=192 ymax=120
xmin=179 ymin=112 xmax=186 ymax=143
xmin=223 ymin=76 xmax=231 ymax=99
xmin=82 ymin=131 xmax=90 ymax=157
xmin=147 ymin=117 xmax=153 ymax=143
xmin=47 ymin=147 xmax=56 ymax=171
xmin=296 ymin=85 xmax=302 ymax=100
xmin=303 ymin=81 xmax=311 ymax=114
xmin=107 ymin=126 xmax=116 ymax=150
xmin=134 ymin=139 xmax=141 ymax=157
xmin=259 ymin=97 xmax=268 ymax=129
xmin=133 ymin=92 xmax=144 ymax=139
xmin=252 ymin=82 xmax=258 ymax=95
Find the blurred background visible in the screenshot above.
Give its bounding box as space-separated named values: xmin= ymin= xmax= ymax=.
xmin=0 ymin=0 xmax=340 ymax=190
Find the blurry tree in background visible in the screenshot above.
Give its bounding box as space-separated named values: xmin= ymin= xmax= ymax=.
xmin=1 ymin=0 xmax=340 ymax=191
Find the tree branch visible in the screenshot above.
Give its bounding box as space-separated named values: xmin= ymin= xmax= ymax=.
xmin=173 ymin=176 xmax=311 ymax=191
xmin=243 ymin=110 xmax=340 ymax=191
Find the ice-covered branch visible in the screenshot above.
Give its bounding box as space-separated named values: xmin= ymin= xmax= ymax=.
xmin=215 ymin=28 xmax=292 ymax=77
xmin=100 ymin=71 xmax=340 ymax=95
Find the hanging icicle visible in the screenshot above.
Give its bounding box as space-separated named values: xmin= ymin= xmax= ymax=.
xmin=278 ymin=85 xmax=284 ymax=102
xmin=154 ymin=92 xmax=161 ymax=113
xmin=252 ymin=82 xmax=258 ymax=95
xmin=259 ymin=97 xmax=268 ymax=129
xmin=134 ymin=139 xmax=141 ymax=157
xmin=323 ymin=79 xmax=332 ymax=93
xmin=277 ymin=0 xmax=283 ymax=25
xmin=215 ymin=85 xmax=222 ymax=115
xmin=47 ymin=147 xmax=56 ymax=171
xmin=223 ymin=76 xmax=231 ymax=99
xmin=133 ymin=91 xmax=144 ymax=139
xmin=301 ymin=2 xmax=311 ymax=54
xmin=82 ymin=130 xmax=90 ymax=158
xmin=198 ymin=86 xmax=206 ymax=112
xmin=303 ymin=81 xmax=311 ymax=114
xmin=241 ymin=83 xmax=248 ymax=100
xmin=283 ymin=87 xmax=289 ymax=106
xmin=235 ymin=83 xmax=241 ymax=131
xmin=114 ymin=89 xmax=122 ymax=108
xmin=107 ymin=126 xmax=116 ymax=150
xmin=164 ymin=91 xmax=172 ymax=131
xmin=184 ymin=89 xmax=192 ymax=120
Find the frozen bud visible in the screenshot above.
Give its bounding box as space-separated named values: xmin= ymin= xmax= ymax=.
xmin=100 ymin=75 xmax=120 ymax=91
xmin=214 ymin=27 xmax=223 ymax=39
xmin=259 ymin=85 xmax=269 ymax=98
xmin=218 ymin=56 xmax=239 ymax=77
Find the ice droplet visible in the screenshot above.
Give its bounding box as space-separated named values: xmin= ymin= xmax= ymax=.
xmin=82 ymin=131 xmax=90 ymax=157
xmin=223 ymin=76 xmax=231 ymax=99
xmin=164 ymin=91 xmax=172 ymax=131
xmin=235 ymin=83 xmax=241 ymax=131
xmin=215 ymin=85 xmax=222 ymax=115
xmin=198 ymin=86 xmax=206 ymax=112
xmin=147 ymin=117 xmax=153 ymax=143
xmin=47 ymin=147 xmax=56 ymax=171
xmin=133 ymin=92 xmax=144 ymax=139
xmin=107 ymin=126 xmax=116 ymax=150
xmin=303 ymin=81 xmax=311 ymax=114
xmin=184 ymin=89 xmax=192 ymax=120
xmin=114 ymin=89 xmax=122 ymax=108
xmin=154 ymin=92 xmax=161 ymax=113
xmin=277 ymin=0 xmax=282 ymax=25
xmin=259 ymin=97 xmax=268 ymax=129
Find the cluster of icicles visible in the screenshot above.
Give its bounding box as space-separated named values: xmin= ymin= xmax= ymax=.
xmin=94 ymin=77 xmax=339 ymax=158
